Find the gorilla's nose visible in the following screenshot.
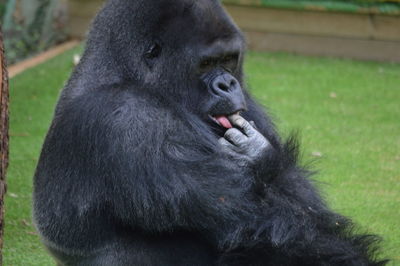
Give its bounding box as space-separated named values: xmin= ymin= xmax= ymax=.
xmin=211 ymin=73 xmax=240 ymax=94
xmin=210 ymin=73 xmax=247 ymax=113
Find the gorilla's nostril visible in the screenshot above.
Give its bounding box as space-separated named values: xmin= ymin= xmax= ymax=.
xmin=217 ymin=82 xmax=230 ymax=92
xmin=230 ymin=79 xmax=237 ymax=87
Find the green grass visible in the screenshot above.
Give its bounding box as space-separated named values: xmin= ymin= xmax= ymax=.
xmin=4 ymin=47 xmax=400 ymax=265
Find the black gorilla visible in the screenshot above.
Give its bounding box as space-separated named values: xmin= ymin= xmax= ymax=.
xmin=33 ymin=0 xmax=386 ymax=265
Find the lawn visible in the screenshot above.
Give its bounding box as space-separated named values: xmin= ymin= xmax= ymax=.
xmin=4 ymin=46 xmax=400 ymax=265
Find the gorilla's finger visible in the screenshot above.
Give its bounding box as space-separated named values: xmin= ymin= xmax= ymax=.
xmin=229 ymin=115 xmax=256 ymax=138
xmin=224 ymin=128 xmax=247 ymax=146
xmin=218 ymin=138 xmax=242 ymax=158
xmin=218 ymin=137 xmax=235 ymax=150
xmin=250 ymin=121 xmax=259 ymax=131
xmin=228 ymin=114 xmax=245 ymax=127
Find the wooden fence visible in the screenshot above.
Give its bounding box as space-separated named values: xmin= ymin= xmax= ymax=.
xmin=67 ymin=0 xmax=400 ymax=62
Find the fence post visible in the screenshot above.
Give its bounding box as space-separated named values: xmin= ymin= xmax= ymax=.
xmin=0 ymin=27 xmax=9 ymax=264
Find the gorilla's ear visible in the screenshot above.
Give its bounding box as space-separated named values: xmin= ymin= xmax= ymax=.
xmin=144 ymin=42 xmax=162 ymax=69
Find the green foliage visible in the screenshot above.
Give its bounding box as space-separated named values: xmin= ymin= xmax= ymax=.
xmin=4 ymin=48 xmax=400 ymax=265
xmin=2 ymin=0 xmax=67 ymax=64
xmin=0 ymin=1 xmax=6 ymax=20
xmin=223 ymin=0 xmax=400 ymax=14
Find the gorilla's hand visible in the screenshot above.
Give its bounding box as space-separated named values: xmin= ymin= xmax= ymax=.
xmin=218 ymin=115 xmax=271 ymax=167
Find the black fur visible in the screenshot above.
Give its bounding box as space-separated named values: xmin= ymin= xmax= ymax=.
xmin=33 ymin=0 xmax=387 ymax=265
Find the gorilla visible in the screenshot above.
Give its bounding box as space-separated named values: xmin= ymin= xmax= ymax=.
xmin=33 ymin=0 xmax=386 ymax=265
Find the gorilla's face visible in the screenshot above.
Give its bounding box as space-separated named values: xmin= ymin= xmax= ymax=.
xmin=129 ymin=0 xmax=247 ymax=132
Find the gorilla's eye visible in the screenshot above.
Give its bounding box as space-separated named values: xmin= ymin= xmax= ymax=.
xmin=222 ymin=55 xmax=235 ymax=62
xmin=221 ymin=54 xmax=239 ymax=71
xmin=199 ymin=58 xmax=216 ymax=73
xmin=145 ymin=43 xmax=162 ymax=59
xmin=200 ymin=59 xmax=212 ymax=68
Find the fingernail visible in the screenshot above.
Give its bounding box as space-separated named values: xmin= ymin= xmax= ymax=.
xmin=228 ymin=114 xmax=244 ymax=125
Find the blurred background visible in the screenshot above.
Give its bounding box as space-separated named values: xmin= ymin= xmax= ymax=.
xmin=1 ymin=0 xmax=400 ymax=64
xmin=1 ymin=0 xmax=399 ymax=265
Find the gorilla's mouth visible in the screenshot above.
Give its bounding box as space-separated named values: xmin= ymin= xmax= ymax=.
xmin=212 ymin=115 xmax=233 ymax=129
xmin=209 ymin=111 xmax=242 ymax=130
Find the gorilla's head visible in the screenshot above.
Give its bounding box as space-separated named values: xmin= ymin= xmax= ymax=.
xmin=76 ymin=0 xmax=247 ymax=132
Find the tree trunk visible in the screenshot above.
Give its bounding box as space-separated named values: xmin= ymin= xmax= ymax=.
xmin=0 ymin=27 xmax=9 ymax=264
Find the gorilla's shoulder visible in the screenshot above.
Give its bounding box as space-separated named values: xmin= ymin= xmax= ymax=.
xmin=56 ymin=84 xmax=181 ymax=132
